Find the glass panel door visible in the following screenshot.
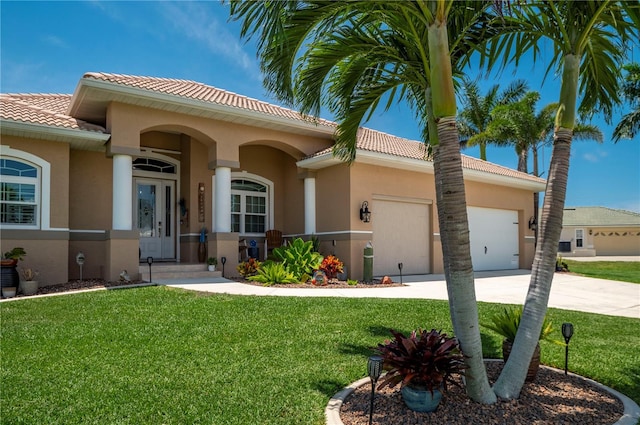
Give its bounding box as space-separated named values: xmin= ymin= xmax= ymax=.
xmin=136 ymin=179 xmax=175 ymax=260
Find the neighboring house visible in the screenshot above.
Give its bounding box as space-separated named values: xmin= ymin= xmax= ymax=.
xmin=0 ymin=72 xmax=546 ymax=286
xmin=559 ymin=207 xmax=640 ymax=257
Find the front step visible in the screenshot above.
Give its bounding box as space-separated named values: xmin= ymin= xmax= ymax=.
xmin=139 ymin=263 xmax=222 ymax=281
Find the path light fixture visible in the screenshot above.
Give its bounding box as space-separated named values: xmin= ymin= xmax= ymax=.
xmin=220 ymin=256 xmax=227 ymax=277
xmin=360 ymin=201 xmax=371 ymax=223
xmin=398 ymin=262 xmax=403 ymax=284
xmin=562 ymin=322 xmax=574 ymax=375
xmin=76 ymin=252 xmax=85 ymax=281
xmin=367 ymin=355 xmax=383 ymax=425
xmin=147 ymin=256 xmax=153 ymax=283
xmin=528 ymin=216 xmax=537 ymax=231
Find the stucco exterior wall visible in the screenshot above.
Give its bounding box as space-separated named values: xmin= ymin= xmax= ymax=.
xmin=561 ymin=226 xmax=640 ymax=256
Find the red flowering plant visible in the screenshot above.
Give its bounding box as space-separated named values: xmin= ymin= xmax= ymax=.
xmin=374 ymin=329 xmax=466 ymax=395
xmin=319 ymin=255 xmax=343 ymax=280
xmin=237 ymin=258 xmax=261 ymax=278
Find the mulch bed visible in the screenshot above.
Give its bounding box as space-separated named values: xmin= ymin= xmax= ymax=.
xmin=340 ymin=361 xmax=624 ymax=425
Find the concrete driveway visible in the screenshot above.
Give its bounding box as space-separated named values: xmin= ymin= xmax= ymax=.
xmin=165 ymin=269 xmax=640 ymax=319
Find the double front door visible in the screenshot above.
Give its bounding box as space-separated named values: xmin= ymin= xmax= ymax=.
xmin=135 ymin=178 xmax=175 ymax=260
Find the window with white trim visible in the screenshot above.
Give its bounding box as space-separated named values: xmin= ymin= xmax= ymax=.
xmin=575 ymin=229 xmax=584 ymax=248
xmin=0 ymin=158 xmax=39 ymax=226
xmin=231 ymin=179 xmax=267 ymax=234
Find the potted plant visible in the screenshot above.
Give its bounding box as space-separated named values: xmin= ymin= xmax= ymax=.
xmin=206 ymin=257 xmax=217 ymax=271
xmin=374 ymin=328 xmax=466 ymax=412
xmin=482 ymin=306 xmax=560 ymax=382
xmin=1 ymin=247 xmax=26 ymax=298
xmin=20 ymin=268 xmax=39 ymax=296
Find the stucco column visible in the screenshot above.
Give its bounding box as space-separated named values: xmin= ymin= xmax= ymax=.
xmin=304 ymin=177 xmax=316 ymax=235
xmin=215 ymin=166 xmax=231 ymax=232
xmin=112 ymin=154 xmax=133 ymax=230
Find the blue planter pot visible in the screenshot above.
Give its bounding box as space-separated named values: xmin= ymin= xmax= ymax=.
xmin=401 ymin=385 xmax=442 ymax=412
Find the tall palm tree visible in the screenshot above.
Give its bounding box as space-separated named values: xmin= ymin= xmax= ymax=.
xmin=229 ymin=0 xmax=498 ymax=403
xmin=485 ymin=92 xmax=604 ymax=174
xmin=483 ymin=1 xmax=640 ymax=399
xmin=457 ymin=78 xmax=528 ymax=160
xmin=613 ymin=62 xmax=640 ymax=142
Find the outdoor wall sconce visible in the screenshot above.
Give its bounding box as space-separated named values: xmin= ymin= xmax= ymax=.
xmin=360 ymin=201 xmax=371 ymax=223
xmin=562 ymin=322 xmax=574 ymax=375
xmin=528 ymin=216 xmax=537 ymax=231
xmin=367 ymin=355 xmax=384 ymax=425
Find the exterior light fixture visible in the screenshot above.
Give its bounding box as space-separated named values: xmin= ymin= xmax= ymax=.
xmin=360 ymin=201 xmax=371 ymax=223
xmin=147 ymin=256 xmax=153 ymax=283
xmin=398 ymin=262 xmax=403 ymax=284
xmin=562 ymin=322 xmax=574 ymax=375
xmin=367 ymin=355 xmax=384 ymax=425
xmin=528 ymin=216 xmax=537 ymax=231
xmin=76 ymin=252 xmax=86 ymax=281
xmin=220 ymin=256 xmax=227 ymax=277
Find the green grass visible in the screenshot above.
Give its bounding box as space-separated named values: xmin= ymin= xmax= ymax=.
xmin=564 ymin=260 xmax=640 ymax=284
xmin=1 ymin=287 xmax=639 ymax=424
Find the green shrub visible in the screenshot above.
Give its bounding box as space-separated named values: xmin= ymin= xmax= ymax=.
xmin=272 ymin=238 xmax=322 ymax=282
xmin=482 ymin=306 xmax=558 ymax=343
xmin=251 ymin=262 xmax=298 ymax=285
xmin=319 ymin=255 xmax=344 ymax=280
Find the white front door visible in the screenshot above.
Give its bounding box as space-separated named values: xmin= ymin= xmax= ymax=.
xmin=135 ymin=178 xmax=175 ymax=260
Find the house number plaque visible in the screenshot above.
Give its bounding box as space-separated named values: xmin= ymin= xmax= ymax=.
xmin=198 ymin=183 xmax=205 ymax=223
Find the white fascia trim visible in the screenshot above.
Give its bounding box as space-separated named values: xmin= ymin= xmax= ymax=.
xmin=72 ymin=78 xmax=336 ymax=137
xmin=0 ymin=119 xmax=110 ymax=143
xmin=297 ymin=150 xmax=546 ymax=192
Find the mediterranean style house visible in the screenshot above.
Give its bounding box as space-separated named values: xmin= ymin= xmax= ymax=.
xmin=0 ymin=72 xmax=546 ymax=286
xmin=559 ymin=207 xmax=640 ymax=257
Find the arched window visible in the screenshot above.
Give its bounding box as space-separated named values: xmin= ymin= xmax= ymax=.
xmin=231 ymin=179 xmax=267 ymax=234
xmin=0 ymin=158 xmax=39 ymax=226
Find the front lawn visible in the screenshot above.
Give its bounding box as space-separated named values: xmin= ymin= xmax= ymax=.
xmin=1 ymin=287 xmax=639 ymax=424
xmin=564 ymin=259 xmax=640 ymax=284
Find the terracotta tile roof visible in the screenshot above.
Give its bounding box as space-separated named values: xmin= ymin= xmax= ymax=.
xmin=1 ymin=72 xmax=544 ymax=185
xmin=83 ymin=72 xmax=336 ymax=128
xmin=311 ymin=127 xmax=545 ymax=184
xmin=563 ymin=207 xmax=640 ymax=226
xmin=0 ymin=93 xmax=106 ymax=133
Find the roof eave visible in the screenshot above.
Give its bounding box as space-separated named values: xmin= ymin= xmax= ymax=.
xmin=298 ymin=150 xmax=547 ymax=192
xmin=69 ymin=77 xmax=337 ymax=138
xmin=1 ymin=119 xmax=110 ymax=150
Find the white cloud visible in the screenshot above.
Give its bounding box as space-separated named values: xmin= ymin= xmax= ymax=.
xmin=582 ymin=149 xmax=608 ymax=163
xmin=158 ymin=2 xmax=260 ymax=80
xmin=42 ymin=35 xmax=69 ymax=49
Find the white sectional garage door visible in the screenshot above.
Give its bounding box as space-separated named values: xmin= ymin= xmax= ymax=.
xmin=467 ymin=207 xmax=519 ymax=271
xmin=372 ymin=198 xmax=430 ymax=276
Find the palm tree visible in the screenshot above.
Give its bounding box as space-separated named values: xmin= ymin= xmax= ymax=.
xmin=613 ymin=62 xmax=640 ymax=142
xmin=485 ymin=92 xmax=603 ymax=175
xmin=483 ymin=1 xmax=640 ymax=399
xmin=457 ymin=78 xmax=528 ymax=160
xmin=229 ymin=0 xmax=498 ymax=403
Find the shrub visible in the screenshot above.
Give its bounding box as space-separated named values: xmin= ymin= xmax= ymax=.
xmin=272 ymin=238 xmax=322 ymax=282
xmin=251 ymin=262 xmax=298 ymax=285
xmin=375 ymin=329 xmax=465 ymax=394
xmin=482 ymin=306 xmax=556 ymax=343
xmin=319 ymin=255 xmax=343 ymax=280
xmin=237 ymin=258 xmax=261 ymax=277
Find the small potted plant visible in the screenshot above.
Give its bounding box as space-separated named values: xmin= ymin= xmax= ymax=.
xmin=20 ymin=268 xmax=39 ymax=296
xmin=374 ymin=328 xmax=466 ymax=412
xmin=1 ymin=247 xmax=26 ymax=298
xmin=206 ymin=257 xmax=217 ymax=271
xmin=482 ymin=306 xmax=560 ymax=382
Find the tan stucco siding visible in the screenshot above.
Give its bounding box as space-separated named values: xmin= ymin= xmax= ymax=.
xmin=69 ymin=150 xmax=112 ymax=230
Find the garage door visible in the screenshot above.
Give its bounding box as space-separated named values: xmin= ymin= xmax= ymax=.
xmin=372 ymin=198 xmax=430 ymax=276
xmin=467 ymin=207 xmax=519 ymax=271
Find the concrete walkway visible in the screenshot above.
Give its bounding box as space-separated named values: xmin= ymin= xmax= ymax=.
xmin=163 ymin=269 xmax=640 ymax=319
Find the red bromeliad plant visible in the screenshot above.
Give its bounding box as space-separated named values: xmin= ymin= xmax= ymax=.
xmin=375 ymin=329 xmax=466 ymax=395
xmin=319 ymin=255 xmax=343 ymax=279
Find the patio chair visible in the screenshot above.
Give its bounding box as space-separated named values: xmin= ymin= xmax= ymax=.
xmin=239 ymin=239 xmax=248 ymax=262
xmin=265 ymin=229 xmax=283 ymax=259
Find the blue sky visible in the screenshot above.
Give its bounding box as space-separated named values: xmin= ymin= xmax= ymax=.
xmin=2 ymin=1 xmax=639 ymax=212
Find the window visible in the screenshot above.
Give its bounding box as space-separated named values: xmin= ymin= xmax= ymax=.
xmin=0 ymin=158 xmax=38 ymax=226
xmin=575 ymin=229 xmax=584 ymax=248
xmin=231 ymin=179 xmax=267 ymax=234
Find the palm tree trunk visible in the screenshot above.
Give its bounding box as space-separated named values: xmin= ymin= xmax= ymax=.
xmin=428 ymin=12 xmax=496 ymax=404
xmin=494 ymin=53 xmax=580 ymax=399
